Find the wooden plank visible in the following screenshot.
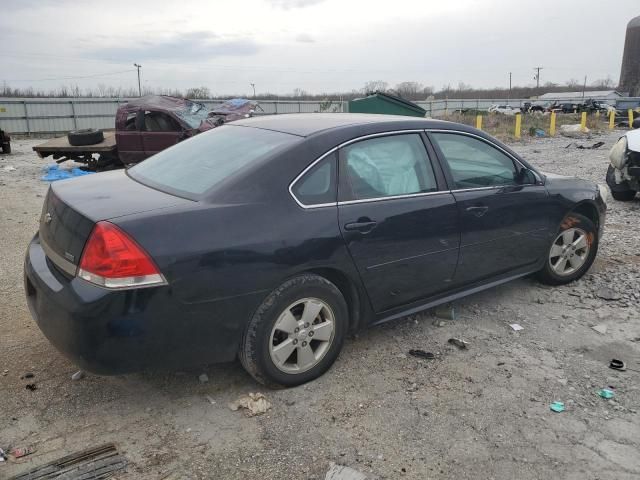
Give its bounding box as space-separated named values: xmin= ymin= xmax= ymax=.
xmin=33 ymin=131 xmax=117 ymax=154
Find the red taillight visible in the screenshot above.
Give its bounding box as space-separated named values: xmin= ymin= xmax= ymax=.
xmin=78 ymin=221 xmax=165 ymax=289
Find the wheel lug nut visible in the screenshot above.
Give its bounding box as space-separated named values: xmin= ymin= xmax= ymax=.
xmin=308 ymin=331 xmax=314 ymax=337
xmin=302 ymin=341 xmax=307 ymax=347
xmin=304 ymin=323 xmax=309 ymax=328
xmin=293 ymin=339 xmax=298 ymax=345
xmin=294 ymin=327 xmax=299 ymax=333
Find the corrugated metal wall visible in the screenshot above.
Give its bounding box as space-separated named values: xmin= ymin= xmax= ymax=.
xmin=1 ymin=97 xmax=639 ymax=134
xmin=0 ymin=98 xmax=347 ymax=134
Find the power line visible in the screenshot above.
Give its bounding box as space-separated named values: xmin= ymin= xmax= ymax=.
xmin=5 ymin=69 xmax=135 ymax=82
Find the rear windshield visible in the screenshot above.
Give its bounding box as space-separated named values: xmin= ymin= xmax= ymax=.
xmin=129 ymin=125 xmax=299 ymax=199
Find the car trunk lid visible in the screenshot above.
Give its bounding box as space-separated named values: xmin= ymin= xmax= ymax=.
xmin=39 ymin=170 xmax=191 ymax=275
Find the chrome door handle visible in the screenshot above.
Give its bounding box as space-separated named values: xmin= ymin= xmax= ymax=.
xmin=344 ymin=221 xmax=378 ymax=233
xmin=466 ymin=206 xmax=489 ymax=217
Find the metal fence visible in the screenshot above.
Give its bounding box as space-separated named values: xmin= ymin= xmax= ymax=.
xmin=0 ymin=98 xmax=349 ymax=135
xmin=1 ymin=96 xmax=639 ymax=135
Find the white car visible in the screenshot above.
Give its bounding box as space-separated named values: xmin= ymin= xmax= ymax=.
xmin=488 ymin=105 xmax=521 ymax=115
xmin=606 ymin=128 xmax=640 ymax=201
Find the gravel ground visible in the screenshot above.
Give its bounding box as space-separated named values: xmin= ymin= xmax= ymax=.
xmin=1 ymin=130 xmax=639 ymax=480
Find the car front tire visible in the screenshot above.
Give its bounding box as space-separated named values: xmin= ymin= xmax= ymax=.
xmin=606 ymin=166 xmax=636 ymax=201
xmin=536 ymin=213 xmax=598 ymax=285
xmin=239 ymin=274 xmax=348 ymax=388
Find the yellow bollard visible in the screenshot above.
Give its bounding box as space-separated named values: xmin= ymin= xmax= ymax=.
xmin=514 ymin=113 xmax=521 ymax=139
xmin=629 ymin=109 xmax=634 ymax=129
xmin=550 ymin=112 xmax=556 ymax=136
xmin=580 ymin=111 xmax=587 ymax=132
xmin=475 ymin=114 xmax=482 ymax=130
xmin=609 ymin=110 xmax=615 ymax=129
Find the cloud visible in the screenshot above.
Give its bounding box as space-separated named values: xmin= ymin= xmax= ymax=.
xmin=295 ymin=33 xmax=315 ymax=43
xmin=268 ymin=0 xmax=326 ymax=10
xmin=87 ymin=31 xmax=260 ymax=62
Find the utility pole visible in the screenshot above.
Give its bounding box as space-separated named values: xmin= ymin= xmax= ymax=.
xmin=582 ymin=75 xmax=587 ymax=100
xmin=533 ymin=66 xmax=543 ymax=90
xmin=509 ymin=72 xmax=512 ymax=99
xmin=250 ymin=83 xmax=256 ymax=98
xmin=133 ymin=63 xmax=142 ymax=96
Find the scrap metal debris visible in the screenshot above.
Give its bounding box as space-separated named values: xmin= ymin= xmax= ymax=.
xmin=609 ymin=359 xmax=639 ymax=373
xmin=408 ymin=349 xmax=435 ymax=360
xmin=448 ymin=338 xmax=469 ymax=349
xmin=9 ymin=443 xmax=126 ymax=480
xmin=565 ymin=141 xmax=605 ymax=150
xmin=591 ymin=324 xmax=608 ymax=335
xmin=25 ymin=384 xmax=37 ymax=391
xmin=509 ymin=323 xmax=524 ymax=331
xmin=609 ymin=359 xmax=626 ymax=371
xmin=71 ymin=370 xmax=85 ymax=381
xmin=228 ymin=392 xmax=272 ymax=417
xmin=550 ymin=401 xmax=566 ymax=413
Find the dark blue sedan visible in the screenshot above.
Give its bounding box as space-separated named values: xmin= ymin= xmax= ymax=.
xmin=24 ymin=114 xmax=606 ymax=387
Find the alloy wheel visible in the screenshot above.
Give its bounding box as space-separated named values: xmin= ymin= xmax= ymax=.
xmin=269 ymin=298 xmax=335 ymax=374
xmin=549 ymin=227 xmax=590 ymax=276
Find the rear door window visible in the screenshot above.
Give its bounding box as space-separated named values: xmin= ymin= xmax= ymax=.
xmin=129 ymin=125 xmax=299 ymax=199
xmin=339 ymin=134 xmax=437 ymax=201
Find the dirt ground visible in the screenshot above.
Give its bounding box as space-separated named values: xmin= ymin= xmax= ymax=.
xmin=1 ymin=130 xmax=639 ymax=480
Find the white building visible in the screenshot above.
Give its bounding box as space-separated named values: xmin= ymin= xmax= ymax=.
xmin=538 ymin=90 xmax=623 ymax=102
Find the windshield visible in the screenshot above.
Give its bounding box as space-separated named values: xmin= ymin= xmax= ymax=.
xmin=129 ymin=125 xmax=299 ymax=199
xmin=174 ymin=102 xmax=210 ymax=129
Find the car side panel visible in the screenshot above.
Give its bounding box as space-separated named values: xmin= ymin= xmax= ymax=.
xmin=111 ymin=200 xmax=370 ymax=361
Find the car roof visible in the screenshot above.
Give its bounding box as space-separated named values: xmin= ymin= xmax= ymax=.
xmin=231 ymin=113 xmax=454 ymax=137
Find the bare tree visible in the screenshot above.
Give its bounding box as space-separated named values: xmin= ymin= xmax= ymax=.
xmin=395 ymin=81 xmax=423 ymax=99
xmin=186 ymin=86 xmax=211 ymax=99
xmin=566 ymin=78 xmax=581 ymax=89
xmin=363 ymin=80 xmax=388 ymax=94
xmin=591 ymin=76 xmax=615 ymax=89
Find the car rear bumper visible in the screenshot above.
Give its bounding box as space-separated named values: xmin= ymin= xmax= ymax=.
xmin=24 ymin=234 xmax=260 ymax=374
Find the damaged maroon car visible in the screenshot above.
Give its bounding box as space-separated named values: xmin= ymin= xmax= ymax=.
xmin=33 ymin=95 xmax=255 ymax=169
xmin=115 ymin=95 xmax=221 ymax=163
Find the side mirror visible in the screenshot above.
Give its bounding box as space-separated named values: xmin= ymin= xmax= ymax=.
xmin=516 ymin=167 xmax=535 ymax=184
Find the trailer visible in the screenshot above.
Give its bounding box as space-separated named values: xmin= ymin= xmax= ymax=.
xmin=33 ymin=130 xmax=117 ymax=169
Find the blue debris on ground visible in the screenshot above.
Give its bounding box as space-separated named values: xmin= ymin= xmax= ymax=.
xmin=41 ymin=164 xmax=95 ymax=182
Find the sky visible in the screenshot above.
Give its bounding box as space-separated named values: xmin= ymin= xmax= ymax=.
xmin=1 ymin=0 xmax=639 ymax=96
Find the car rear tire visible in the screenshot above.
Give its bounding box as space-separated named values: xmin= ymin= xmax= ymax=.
xmin=68 ymin=128 xmax=104 ymax=146
xmin=239 ymin=274 xmax=348 ymax=388
xmin=536 ymin=213 xmax=598 ymax=286
xmin=606 ymin=165 xmax=636 ymax=201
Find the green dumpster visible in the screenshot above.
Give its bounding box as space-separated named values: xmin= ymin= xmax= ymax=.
xmin=348 ymin=92 xmax=426 ymax=117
